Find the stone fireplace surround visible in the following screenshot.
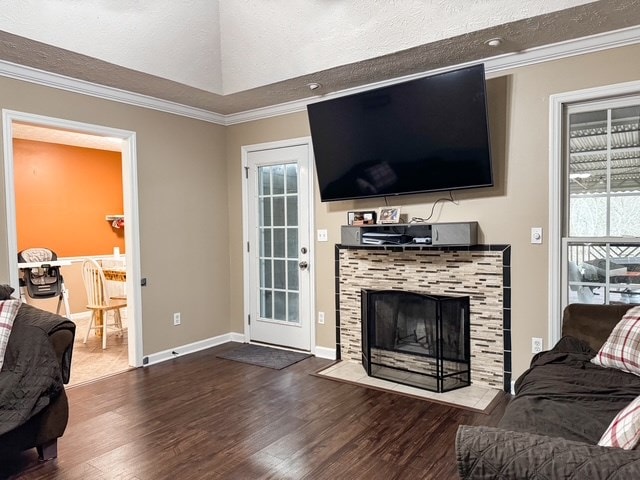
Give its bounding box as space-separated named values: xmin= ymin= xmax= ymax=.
xmin=335 ymin=244 xmax=511 ymax=392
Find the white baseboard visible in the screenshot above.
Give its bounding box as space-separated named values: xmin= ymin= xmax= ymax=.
xmin=229 ymin=332 xmax=246 ymax=343
xmin=143 ymin=331 xmax=245 ymax=366
xmin=315 ymin=345 xmax=337 ymax=360
xmin=143 ymin=333 xmax=335 ymax=366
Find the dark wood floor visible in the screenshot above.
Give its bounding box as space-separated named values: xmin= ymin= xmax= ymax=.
xmin=1 ymin=342 xmax=508 ymax=480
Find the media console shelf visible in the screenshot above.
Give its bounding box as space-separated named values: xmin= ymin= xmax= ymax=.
xmin=340 ymin=221 xmax=477 ymax=247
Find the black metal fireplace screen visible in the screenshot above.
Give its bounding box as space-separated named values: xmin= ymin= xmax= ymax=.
xmin=361 ymin=289 xmax=471 ymax=393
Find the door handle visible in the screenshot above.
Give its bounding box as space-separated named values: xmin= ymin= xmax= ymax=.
xmin=299 ymin=261 xmax=308 ymax=270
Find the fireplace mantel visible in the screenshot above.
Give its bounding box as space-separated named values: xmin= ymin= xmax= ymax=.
xmin=334 ymin=244 xmax=511 ymax=392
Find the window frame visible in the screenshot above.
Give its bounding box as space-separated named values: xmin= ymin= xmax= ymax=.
xmin=550 ymin=83 xmax=640 ymax=347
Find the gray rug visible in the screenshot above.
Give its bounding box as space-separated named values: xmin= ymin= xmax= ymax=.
xmin=217 ymin=343 xmax=312 ymax=370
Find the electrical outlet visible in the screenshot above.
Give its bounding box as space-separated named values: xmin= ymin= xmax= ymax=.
xmin=318 ymin=311 xmax=325 ymax=324
xmin=173 ymin=312 xmax=181 ymax=326
xmin=532 ymin=337 xmax=543 ymax=354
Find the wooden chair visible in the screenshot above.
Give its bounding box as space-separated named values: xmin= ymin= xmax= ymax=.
xmin=81 ymin=258 xmax=126 ymax=349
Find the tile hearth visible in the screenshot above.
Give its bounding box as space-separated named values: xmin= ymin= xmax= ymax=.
xmin=317 ymin=360 xmax=501 ymax=412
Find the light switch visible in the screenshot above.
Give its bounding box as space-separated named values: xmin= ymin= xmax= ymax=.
xmin=531 ymin=227 xmax=543 ymax=244
xmin=317 ymin=229 xmax=328 ymax=242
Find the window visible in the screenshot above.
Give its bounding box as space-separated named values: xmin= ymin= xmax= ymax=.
xmin=563 ymin=99 xmax=640 ymax=306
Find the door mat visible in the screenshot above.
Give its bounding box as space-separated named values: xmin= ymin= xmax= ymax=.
xmin=217 ymin=343 xmax=312 ymax=370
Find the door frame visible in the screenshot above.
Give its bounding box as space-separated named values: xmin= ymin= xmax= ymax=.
xmin=241 ymin=137 xmax=316 ymax=352
xmin=2 ymin=109 xmax=144 ymax=367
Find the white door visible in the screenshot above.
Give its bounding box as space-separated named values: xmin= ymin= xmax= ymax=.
xmin=245 ymin=143 xmax=312 ymax=351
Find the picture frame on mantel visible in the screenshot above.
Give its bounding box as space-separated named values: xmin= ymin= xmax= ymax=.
xmin=378 ymin=206 xmax=401 ymax=224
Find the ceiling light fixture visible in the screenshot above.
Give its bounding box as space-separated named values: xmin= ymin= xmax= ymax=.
xmin=484 ymin=38 xmax=503 ymax=48
xmin=307 ymin=82 xmax=321 ymax=91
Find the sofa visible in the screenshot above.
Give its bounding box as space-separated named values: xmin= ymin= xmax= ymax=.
xmin=0 ymin=286 xmax=75 ymax=460
xmin=456 ymin=303 xmax=640 ymax=479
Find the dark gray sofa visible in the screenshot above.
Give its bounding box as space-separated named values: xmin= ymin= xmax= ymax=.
xmin=0 ymin=291 xmax=75 ymax=461
xmin=456 ymin=303 xmax=640 ymax=479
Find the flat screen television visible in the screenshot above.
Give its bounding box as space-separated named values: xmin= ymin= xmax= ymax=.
xmin=307 ymin=63 xmax=493 ymax=202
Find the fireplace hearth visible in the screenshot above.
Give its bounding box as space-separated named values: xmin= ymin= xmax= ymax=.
xmin=361 ymin=289 xmax=471 ymax=393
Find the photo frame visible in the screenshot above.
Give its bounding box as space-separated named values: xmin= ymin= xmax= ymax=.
xmin=378 ymin=206 xmax=401 ymax=224
xmin=347 ymin=210 xmax=377 ymax=225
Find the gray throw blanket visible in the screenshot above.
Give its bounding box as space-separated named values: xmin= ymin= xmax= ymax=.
xmin=0 ymin=304 xmax=75 ymax=437
xmin=456 ymin=336 xmax=640 ymax=479
xmin=456 ymin=426 xmax=640 ymax=479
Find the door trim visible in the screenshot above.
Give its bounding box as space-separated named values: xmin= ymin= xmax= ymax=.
xmin=2 ymin=109 xmax=144 ymax=367
xmin=241 ymin=137 xmax=316 ymax=352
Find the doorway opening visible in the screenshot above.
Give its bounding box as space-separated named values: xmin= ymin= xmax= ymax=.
xmin=2 ymin=110 xmax=144 ymax=385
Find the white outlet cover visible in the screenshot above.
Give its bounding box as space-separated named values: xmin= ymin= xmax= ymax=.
xmin=531 ymin=337 xmax=543 ymax=353
xmin=317 ymin=229 xmax=328 ymax=242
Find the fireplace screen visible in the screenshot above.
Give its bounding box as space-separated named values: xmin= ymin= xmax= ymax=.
xmin=361 ymin=289 xmax=471 ymax=392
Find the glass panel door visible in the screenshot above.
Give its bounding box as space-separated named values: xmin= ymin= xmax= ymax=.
xmin=258 ymin=163 xmax=300 ymax=324
xmin=245 ymin=143 xmax=311 ymax=351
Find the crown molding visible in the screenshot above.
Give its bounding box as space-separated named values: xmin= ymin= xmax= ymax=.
xmin=226 ymin=25 xmax=640 ymax=125
xmin=1 ymin=25 xmax=640 ymax=127
xmin=0 ymin=59 xmax=226 ymax=125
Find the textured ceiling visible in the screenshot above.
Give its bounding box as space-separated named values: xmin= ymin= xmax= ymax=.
xmin=12 ymin=122 xmax=123 ymax=151
xmin=1 ymin=0 xmax=640 ymax=115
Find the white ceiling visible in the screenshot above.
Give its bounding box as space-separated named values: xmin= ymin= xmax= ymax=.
xmin=1 ymin=0 xmax=640 ymax=114
xmin=12 ymin=122 xmax=123 ymax=151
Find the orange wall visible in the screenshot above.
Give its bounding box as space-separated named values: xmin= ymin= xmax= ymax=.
xmin=14 ymin=139 xmax=124 ymax=257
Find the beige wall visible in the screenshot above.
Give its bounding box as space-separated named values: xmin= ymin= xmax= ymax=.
xmin=3 ymin=42 xmax=640 ymax=377
xmin=226 ymin=43 xmax=640 ymax=379
xmin=0 ymin=76 xmax=230 ymax=356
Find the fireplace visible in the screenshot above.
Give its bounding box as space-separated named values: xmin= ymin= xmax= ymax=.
xmin=361 ymin=289 xmax=471 ymax=392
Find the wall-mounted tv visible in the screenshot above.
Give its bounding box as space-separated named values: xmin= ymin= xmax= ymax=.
xmin=307 ymin=64 xmax=493 ymax=202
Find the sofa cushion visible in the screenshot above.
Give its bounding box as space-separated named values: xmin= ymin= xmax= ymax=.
xmin=592 ymin=305 xmax=640 ymax=375
xmin=0 ymin=299 xmax=21 ymax=370
xmin=599 ymin=395 xmax=640 ymax=449
xmin=0 ymin=285 xmax=15 ymax=301
xmin=563 ymin=303 xmax=635 ymax=352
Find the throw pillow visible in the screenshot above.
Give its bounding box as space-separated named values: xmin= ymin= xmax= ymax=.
xmin=0 ymin=299 xmax=20 ymax=370
xmin=591 ymin=305 xmax=640 ymax=375
xmin=599 ymin=395 xmax=640 ymax=449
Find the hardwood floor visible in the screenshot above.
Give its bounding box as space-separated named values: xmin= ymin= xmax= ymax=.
xmin=0 ymin=342 xmax=508 ymax=480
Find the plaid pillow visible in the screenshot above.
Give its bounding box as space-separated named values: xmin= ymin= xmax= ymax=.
xmin=0 ymin=299 xmax=21 ymax=370
xmin=599 ymin=395 xmax=640 ymax=449
xmin=591 ymin=305 xmax=640 ymax=375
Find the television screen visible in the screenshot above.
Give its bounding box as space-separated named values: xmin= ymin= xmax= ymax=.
xmin=307 ymin=64 xmax=493 ymax=202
